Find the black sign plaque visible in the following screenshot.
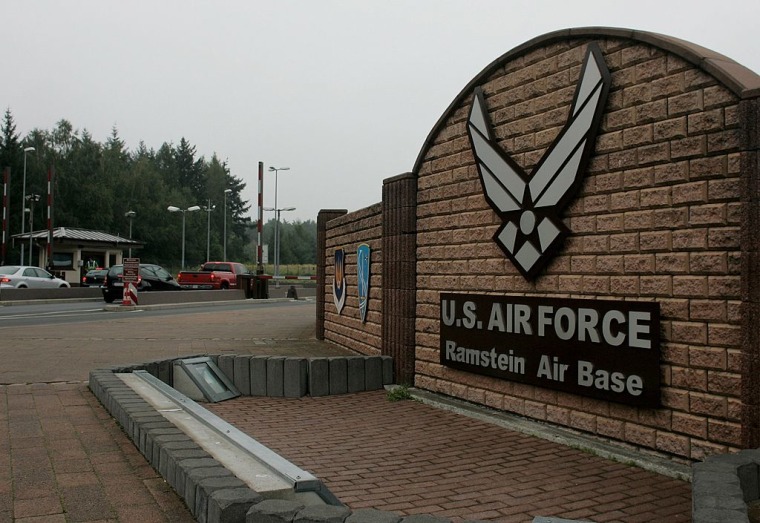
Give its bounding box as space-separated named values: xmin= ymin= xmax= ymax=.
xmin=440 ymin=293 xmax=661 ymax=407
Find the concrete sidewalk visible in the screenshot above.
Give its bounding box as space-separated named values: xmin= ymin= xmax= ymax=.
xmin=0 ymin=301 xmax=692 ymax=521
xmin=0 ymin=382 xmax=194 ymax=522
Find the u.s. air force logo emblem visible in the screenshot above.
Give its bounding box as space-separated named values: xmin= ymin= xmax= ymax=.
xmin=467 ymin=43 xmax=611 ymax=280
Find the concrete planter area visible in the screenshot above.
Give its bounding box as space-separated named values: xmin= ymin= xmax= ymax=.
xmin=89 ymin=354 xmax=495 ymax=522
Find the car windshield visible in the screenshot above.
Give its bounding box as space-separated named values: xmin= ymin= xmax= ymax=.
xmin=0 ymin=266 xmax=19 ymax=275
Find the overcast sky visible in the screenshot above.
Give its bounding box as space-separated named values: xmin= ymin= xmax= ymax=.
xmin=3 ymin=1 xmax=759 ymax=223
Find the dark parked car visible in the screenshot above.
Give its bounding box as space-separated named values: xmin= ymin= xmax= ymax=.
xmin=102 ymin=263 xmax=181 ymax=303
xmin=81 ymin=268 xmax=108 ymax=287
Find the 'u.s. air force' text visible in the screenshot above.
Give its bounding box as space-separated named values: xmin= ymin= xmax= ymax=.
xmin=440 ymin=296 xmax=659 ymax=400
xmin=441 ymin=299 xmax=653 ymax=348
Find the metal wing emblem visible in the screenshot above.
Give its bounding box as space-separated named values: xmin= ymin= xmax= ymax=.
xmin=467 ymin=43 xmax=611 ymax=279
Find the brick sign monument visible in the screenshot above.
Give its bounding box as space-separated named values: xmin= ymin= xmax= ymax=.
xmin=317 ymin=27 xmax=760 ymax=461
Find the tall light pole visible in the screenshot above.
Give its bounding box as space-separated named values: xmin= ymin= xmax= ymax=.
xmin=125 ymin=210 xmax=136 ymax=257
xmin=26 ymin=194 xmax=40 ymax=265
xmin=20 ymin=146 xmax=35 ymax=265
xmin=263 ymin=206 xmax=296 ymax=286
xmin=267 ymin=166 xmax=290 ymax=282
xmin=204 ymin=200 xmax=215 ymax=262
xmin=223 ymin=189 xmax=232 ymax=261
xmin=167 ymin=205 xmax=201 ymax=270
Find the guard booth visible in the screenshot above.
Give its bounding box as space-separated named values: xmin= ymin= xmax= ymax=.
xmin=12 ymin=227 xmax=143 ymax=285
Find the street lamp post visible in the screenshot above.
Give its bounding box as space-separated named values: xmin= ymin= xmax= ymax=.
xmin=125 ymin=210 xmax=136 ymax=257
xmin=20 ymin=146 xmax=35 ymax=265
xmin=26 ymin=194 xmax=40 ymax=265
xmin=223 ymin=189 xmax=232 ymax=261
xmin=268 ymin=166 xmax=290 ymax=285
xmin=204 ymin=200 xmax=215 ymax=262
xmin=263 ymin=206 xmax=296 ymax=286
xmin=167 ymin=205 xmax=201 ymax=270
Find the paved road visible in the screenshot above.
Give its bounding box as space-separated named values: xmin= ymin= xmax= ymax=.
xmin=0 ymin=300 xmax=349 ymax=384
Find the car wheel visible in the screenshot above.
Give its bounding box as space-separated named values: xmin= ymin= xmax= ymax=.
xmin=220 ymin=281 xmax=229 ymax=290
xmin=104 ymin=295 xmax=115 ymax=303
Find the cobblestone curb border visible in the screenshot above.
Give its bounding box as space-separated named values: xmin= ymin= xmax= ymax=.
xmin=89 ymin=356 xmax=490 ymax=522
xmin=692 ymin=449 xmax=760 ymax=523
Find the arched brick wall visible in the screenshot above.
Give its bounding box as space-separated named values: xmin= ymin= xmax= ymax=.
xmin=320 ymin=27 xmax=760 ymax=460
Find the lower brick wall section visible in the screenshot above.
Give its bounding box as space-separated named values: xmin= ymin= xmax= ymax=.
xmin=88 ymin=358 xmax=492 ymax=523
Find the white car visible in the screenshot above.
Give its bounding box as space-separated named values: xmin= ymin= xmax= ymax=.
xmin=0 ymin=266 xmax=71 ymax=289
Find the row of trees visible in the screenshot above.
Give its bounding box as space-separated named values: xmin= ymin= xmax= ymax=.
xmin=0 ymin=109 xmax=316 ymax=269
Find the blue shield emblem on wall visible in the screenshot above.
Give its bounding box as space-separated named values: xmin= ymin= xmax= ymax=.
xmin=357 ymin=243 xmax=371 ymax=323
xmin=333 ymin=248 xmax=346 ymax=314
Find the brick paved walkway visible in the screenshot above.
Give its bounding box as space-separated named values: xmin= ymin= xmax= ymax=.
xmin=0 ymin=301 xmax=356 ymax=522
xmin=208 ymin=391 xmax=692 ymax=523
xmin=0 ymin=381 xmax=194 ymax=523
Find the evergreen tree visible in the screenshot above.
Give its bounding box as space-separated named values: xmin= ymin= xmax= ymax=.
xmin=175 ymin=138 xmax=205 ymax=202
xmin=262 ymin=218 xmax=317 ymax=265
xmin=0 ymin=109 xmax=22 ymax=264
xmin=0 ymin=110 xmax=289 ymax=269
xmin=0 ymin=108 xmax=21 ymax=170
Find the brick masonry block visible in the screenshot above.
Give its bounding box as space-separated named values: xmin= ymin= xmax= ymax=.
xmin=308 ymin=358 xmax=330 ymax=397
xmin=346 ymin=508 xmax=402 ymax=523
xmin=162 ymin=448 xmax=211 ymax=492
xmin=233 ymin=356 xmax=251 ymax=395
xmin=218 ymin=355 xmax=236 ymax=383
xmin=158 ymin=359 xmax=173 ymax=386
xmin=142 ymin=426 xmax=183 ymax=453
xmin=250 ymin=356 xmax=268 ymax=396
xmin=347 ymin=357 xmax=366 ymax=393
xmin=284 ymin=358 xmax=308 ymax=398
xmin=294 ymin=505 xmax=352 ymax=523
xmin=329 ymin=358 xmax=348 ymax=395
xmin=365 ymin=357 xmax=384 ymax=390
xmin=146 ymin=361 xmax=159 ymax=378
xmin=208 ymin=487 xmax=262 ymax=523
xmin=266 ymin=357 xmax=286 ymax=397
xmin=158 ymin=444 xmax=207 ymax=489
xmin=399 ymin=515 xmax=453 ymax=523
xmin=247 ymin=499 xmax=305 ymax=523
xmin=195 ymin=476 xmax=247 ymax=523
xmin=182 ymin=467 xmax=234 ymax=517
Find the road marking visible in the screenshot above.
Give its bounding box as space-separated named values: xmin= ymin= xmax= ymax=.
xmin=0 ymin=308 xmax=104 ymax=320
